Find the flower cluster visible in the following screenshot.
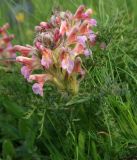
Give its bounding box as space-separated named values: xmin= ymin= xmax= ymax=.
xmin=14 ymin=5 xmax=97 ymax=96
xmin=0 ymin=23 xmax=16 ymax=67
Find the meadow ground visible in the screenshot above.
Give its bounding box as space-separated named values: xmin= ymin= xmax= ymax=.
xmin=0 ymin=0 xmax=137 ymax=159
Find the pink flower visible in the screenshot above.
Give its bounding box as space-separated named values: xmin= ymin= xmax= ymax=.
xmin=40 ymin=22 xmax=52 ymax=30
xmin=84 ymin=49 xmax=91 ymax=56
xmin=30 ymin=74 xmax=53 ymax=96
xmin=67 ymin=27 xmax=78 ymax=43
xmin=41 ymin=49 xmax=52 ymax=69
xmin=81 ymin=9 xmax=93 ymax=19
xmin=21 ymin=66 xmax=31 ymax=79
xmin=73 ymin=57 xmax=85 ymax=75
xmin=79 ymin=20 xmax=89 ymax=34
xmin=14 ymin=45 xmax=32 ymax=56
xmin=35 ymin=26 xmax=42 ymax=32
xmin=74 ymin=43 xmax=85 ymax=54
xmin=54 ymin=28 xmax=61 ymax=42
xmin=0 ymin=23 xmax=9 ymax=34
xmin=77 ymin=35 xmax=87 ymax=46
xmin=74 ymin=5 xmax=85 ymax=19
xmin=88 ymin=33 xmax=96 ymax=43
xmin=29 ymin=74 xmax=52 ymax=84
xmin=3 ymin=34 xmax=14 ymax=43
xmin=89 ymin=19 xmax=97 ymax=26
xmin=61 ymin=52 xmax=74 ymax=74
xmin=0 ymin=23 xmax=16 ymax=67
xmin=85 ymin=9 xmax=93 ymax=17
xmin=15 ymin=6 xmax=97 ymax=96
xmin=60 ymin=21 xmax=68 ymax=36
xmin=32 ymin=83 xmax=43 ymax=96
xmin=0 ymin=47 xmax=4 ymax=52
xmin=16 ymin=56 xmax=33 ymax=66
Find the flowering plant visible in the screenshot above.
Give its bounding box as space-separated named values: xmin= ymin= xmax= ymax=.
xmin=14 ymin=5 xmax=97 ymax=96
xmin=0 ymin=23 xmax=16 ymax=68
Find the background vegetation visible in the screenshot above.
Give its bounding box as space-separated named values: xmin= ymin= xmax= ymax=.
xmin=0 ymin=0 xmax=137 ymax=159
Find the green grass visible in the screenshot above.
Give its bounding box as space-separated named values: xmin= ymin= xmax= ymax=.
xmin=0 ymin=0 xmax=137 ymax=159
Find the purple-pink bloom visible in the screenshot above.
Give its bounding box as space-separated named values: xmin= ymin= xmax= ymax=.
xmin=77 ymin=36 xmax=87 ymax=46
xmin=21 ymin=66 xmax=31 ymax=80
xmin=89 ymin=19 xmax=97 ymax=26
xmin=15 ymin=6 xmax=97 ymax=96
xmin=88 ymin=33 xmax=96 ymax=43
xmin=61 ymin=56 xmax=74 ymax=74
xmin=41 ymin=56 xmax=52 ymax=69
xmin=84 ymin=49 xmax=91 ymax=56
xmin=32 ymin=83 xmax=43 ymax=96
xmin=81 ymin=13 xmax=89 ymax=19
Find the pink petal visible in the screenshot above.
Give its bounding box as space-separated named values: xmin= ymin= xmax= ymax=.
xmin=54 ymin=28 xmax=61 ymax=42
xmin=84 ymin=49 xmax=91 ymax=56
xmin=41 ymin=55 xmax=52 ymax=69
xmin=89 ymin=19 xmax=97 ymax=26
xmin=16 ymin=56 xmax=33 ymax=66
xmin=88 ymin=33 xmax=96 ymax=43
xmin=74 ymin=43 xmax=85 ymax=54
xmin=85 ymin=9 xmax=93 ymax=17
xmin=79 ymin=20 xmax=89 ymax=34
xmin=32 ymin=83 xmax=43 ymax=96
xmin=61 ymin=55 xmax=74 ymax=74
xmin=60 ymin=21 xmax=68 ymax=36
xmin=29 ymin=74 xmax=53 ymax=84
xmin=77 ymin=36 xmax=87 ymax=46
xmin=14 ymin=45 xmax=31 ymax=56
xmin=67 ymin=27 xmax=78 ymax=43
xmin=73 ymin=58 xmax=85 ymax=75
xmin=3 ymin=34 xmax=14 ymax=43
xmin=21 ymin=66 xmax=31 ymax=79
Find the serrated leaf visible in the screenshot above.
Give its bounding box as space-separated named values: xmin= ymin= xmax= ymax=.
xmin=66 ymin=96 xmax=90 ymax=106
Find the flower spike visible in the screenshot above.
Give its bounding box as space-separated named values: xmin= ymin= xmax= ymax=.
xmin=15 ymin=5 xmax=97 ymax=96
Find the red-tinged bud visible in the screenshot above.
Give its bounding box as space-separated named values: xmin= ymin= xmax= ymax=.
xmin=81 ymin=9 xmax=93 ymax=19
xmin=60 ymin=21 xmax=68 ymax=36
xmin=0 ymin=28 xmax=3 ymax=34
xmin=74 ymin=43 xmax=85 ymax=54
xmin=16 ymin=56 xmax=33 ymax=66
xmin=3 ymin=34 xmax=14 ymax=43
xmin=40 ymin=22 xmax=52 ymax=29
xmin=0 ymin=47 xmax=4 ymax=52
xmin=2 ymin=23 xmax=10 ymax=30
xmin=67 ymin=27 xmax=78 ymax=43
xmin=35 ymin=41 xmax=44 ymax=51
xmin=41 ymin=48 xmax=52 ymax=68
xmin=54 ymin=28 xmax=61 ymax=42
xmin=0 ymin=23 xmax=10 ymax=33
xmin=29 ymin=74 xmax=52 ymax=84
xmin=79 ymin=20 xmax=89 ymax=34
xmin=14 ymin=45 xmax=31 ymax=56
xmin=60 ymin=49 xmax=66 ymax=62
xmin=84 ymin=9 xmax=93 ymax=17
xmin=56 ymin=16 xmax=61 ymax=24
xmin=35 ymin=26 xmax=42 ymax=32
xmin=0 ymin=23 xmax=16 ymax=67
xmin=74 ymin=5 xmax=85 ymax=19
xmin=73 ymin=57 xmax=85 ymax=75
xmin=40 ymin=22 xmax=47 ymax=27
